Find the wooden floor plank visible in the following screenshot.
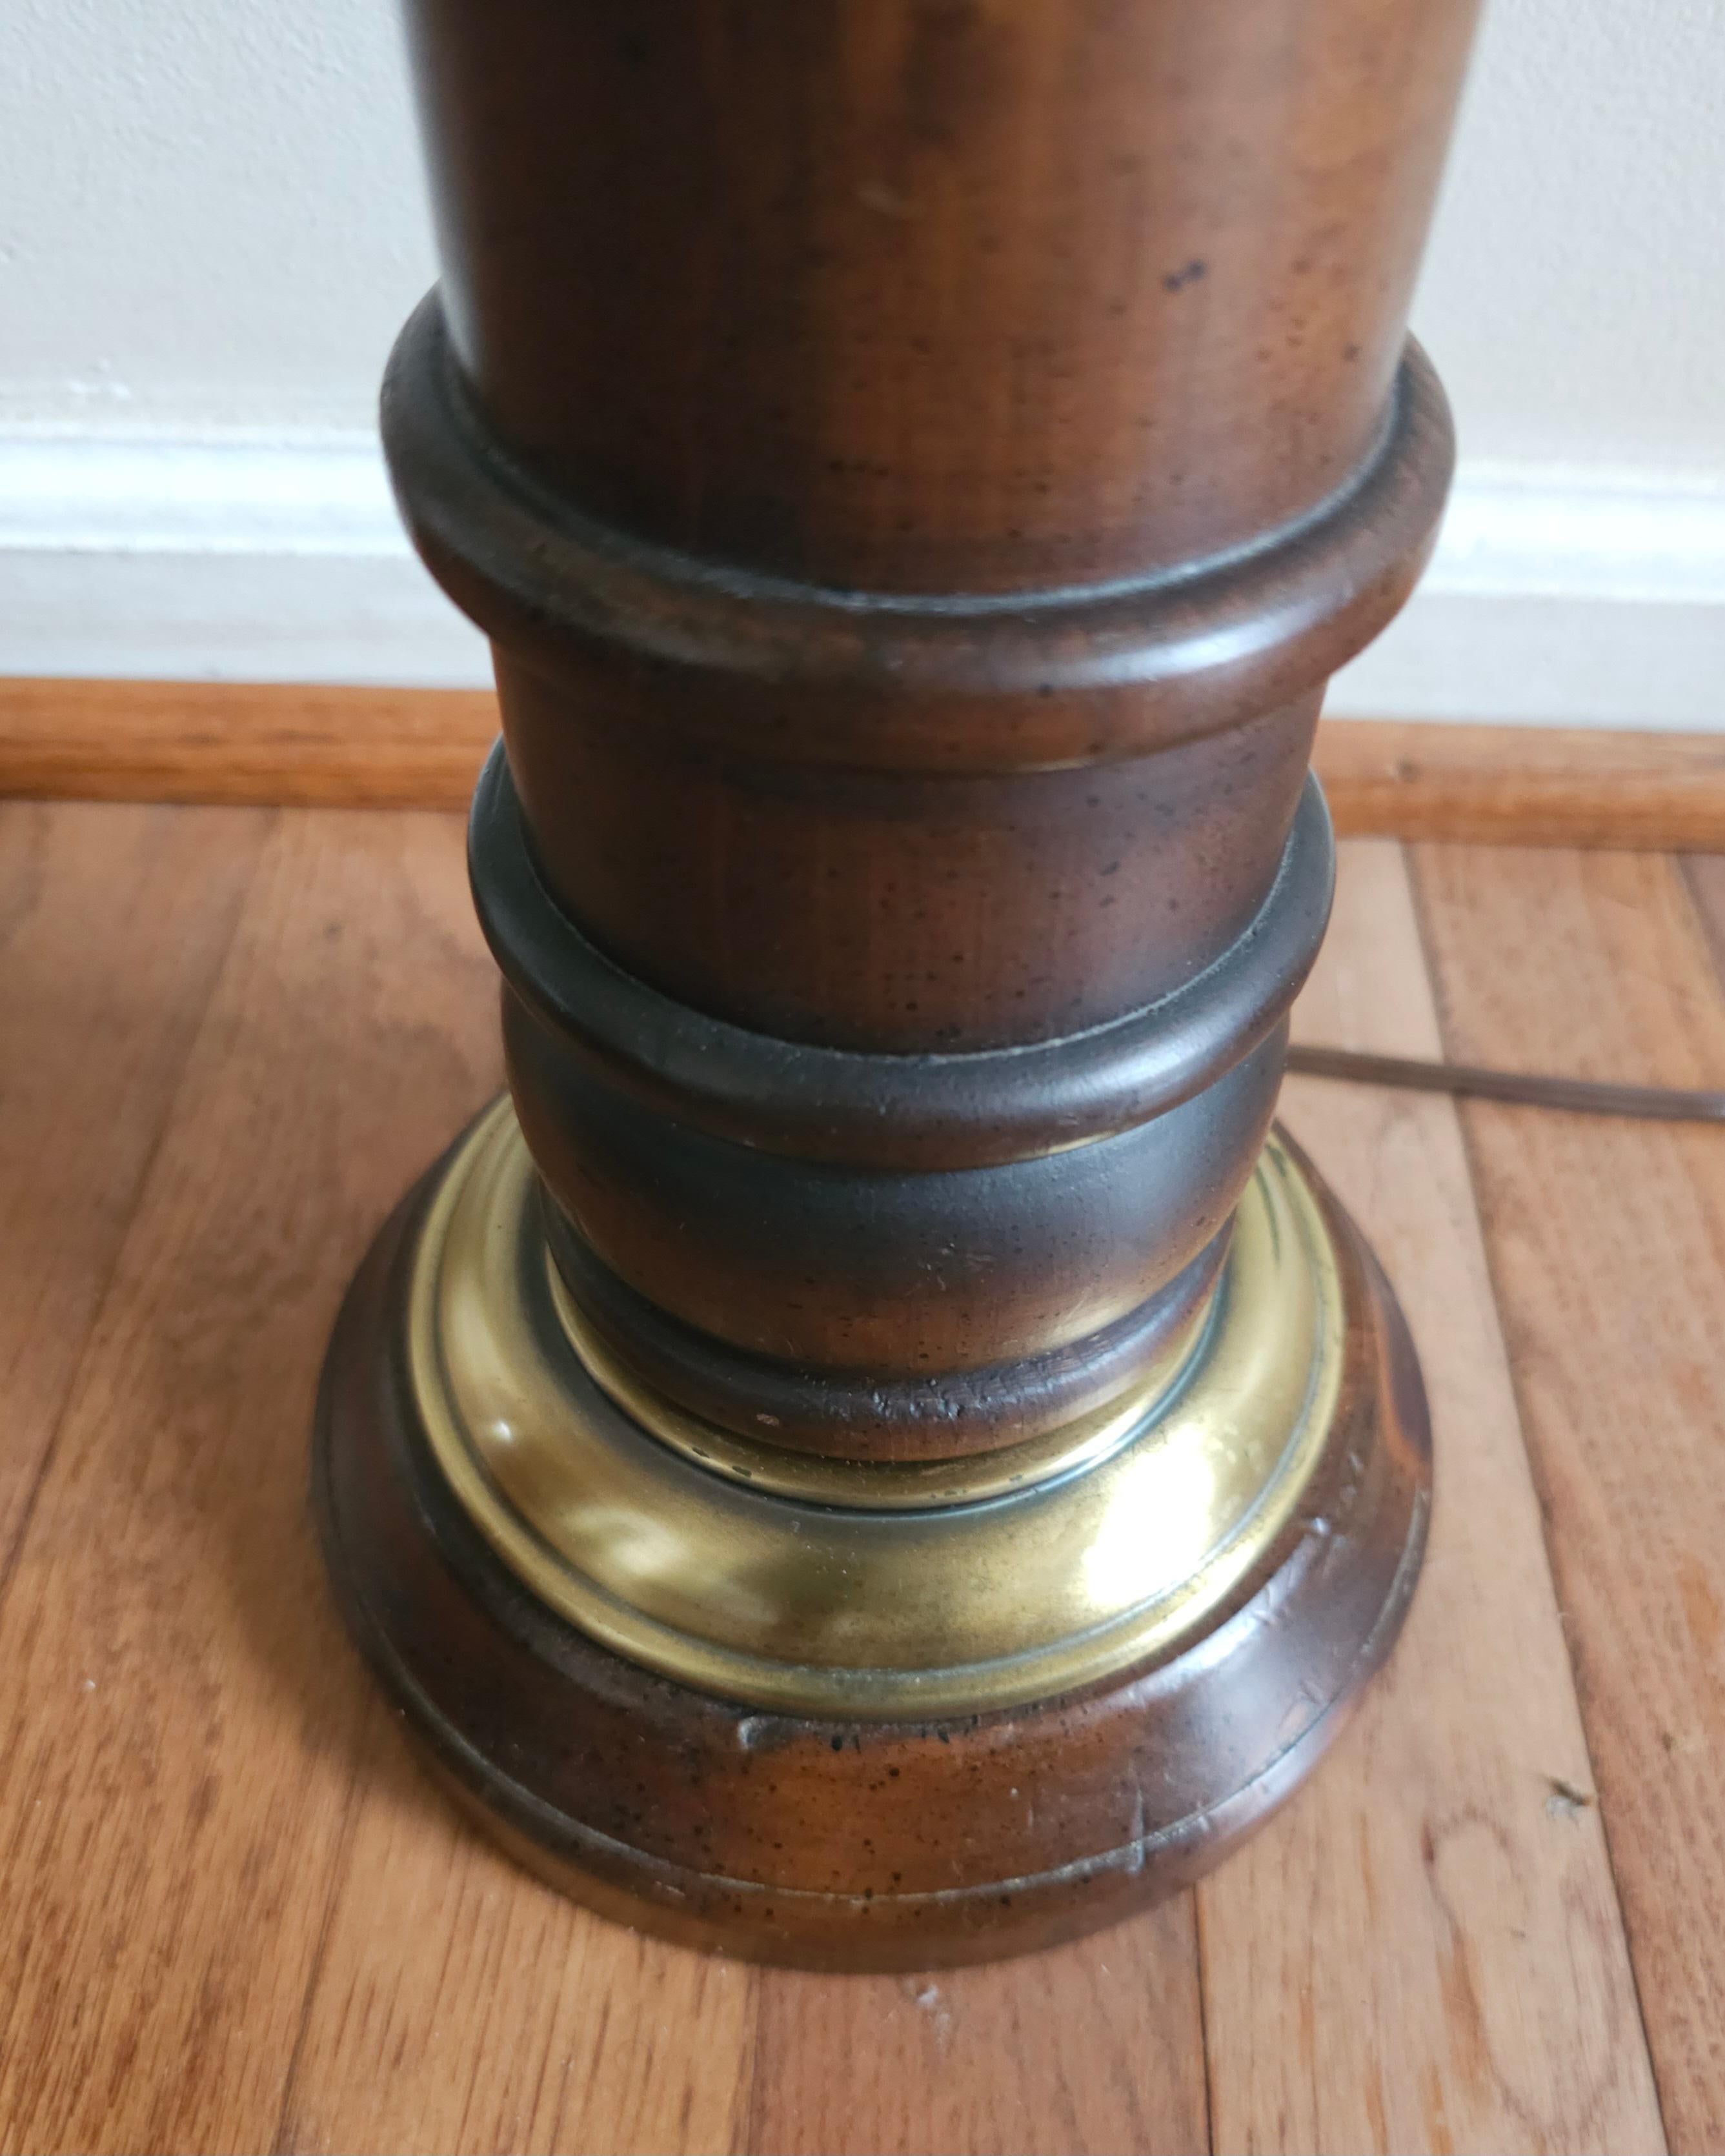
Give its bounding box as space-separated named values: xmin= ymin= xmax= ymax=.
xmin=0 ymin=811 xmax=499 ymax=2153
xmin=1413 ymin=843 xmax=1725 ymax=2152
xmin=277 ymin=1718 xmax=756 ymax=2156
xmin=1196 ymin=840 xmax=1664 ymax=2155
xmin=747 ymin=1899 xmax=1209 ymax=2156
xmin=0 ymin=678 xmax=496 ymax=814
xmin=1680 ymin=855 xmax=1725 ymax=988
xmin=0 ymin=800 xmax=264 ymax=1562
xmin=0 ymin=799 xmax=1707 ymax=2153
xmin=1318 ymin=720 xmax=1725 ymax=851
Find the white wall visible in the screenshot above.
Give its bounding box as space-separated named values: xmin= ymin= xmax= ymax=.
xmin=2 ymin=0 xmax=1722 ymax=723
xmin=0 ymin=0 xmax=422 ymax=436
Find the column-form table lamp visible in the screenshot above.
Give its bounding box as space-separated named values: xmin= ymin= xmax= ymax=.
xmin=316 ymin=0 xmax=1480 ymax=1968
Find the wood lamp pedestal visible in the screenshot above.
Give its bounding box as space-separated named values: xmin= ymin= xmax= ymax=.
xmin=314 ymin=0 xmax=1480 ymax=1969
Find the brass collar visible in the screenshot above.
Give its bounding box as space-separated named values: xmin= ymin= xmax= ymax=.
xmin=410 ymin=1100 xmax=1344 ymax=1720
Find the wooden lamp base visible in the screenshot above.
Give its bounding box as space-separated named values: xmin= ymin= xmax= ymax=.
xmin=314 ymin=1102 xmax=1427 ymax=1971
xmin=310 ymin=0 xmax=1479 ymax=1980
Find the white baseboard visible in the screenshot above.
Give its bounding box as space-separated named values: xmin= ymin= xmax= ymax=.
xmin=2 ymin=433 xmax=1722 ymax=727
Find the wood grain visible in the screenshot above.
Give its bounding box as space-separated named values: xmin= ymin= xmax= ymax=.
xmin=0 ymin=801 xmax=263 ymax=1562
xmin=0 ymin=809 xmax=498 ymax=2151
xmin=1318 ymin=719 xmax=1725 ymax=850
xmin=390 ymin=0 xmax=1473 ymax=598
xmin=1194 ymin=840 xmax=1664 ymax=2154
xmin=4 ymin=677 xmax=1725 ymax=852
xmin=748 ymin=1899 xmax=1209 ymax=2156
xmin=277 ymin=1717 xmax=755 ymax=2155
xmin=0 ymin=677 xmax=496 ymax=812
xmin=1682 ymin=855 xmax=1725 ymax=989
xmin=0 ymin=803 xmax=1711 ymax=2151
xmin=1415 ymin=842 xmax=1725 ymax=2152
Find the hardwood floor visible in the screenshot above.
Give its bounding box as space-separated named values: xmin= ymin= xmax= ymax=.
xmin=0 ymin=800 xmax=1715 ymax=2153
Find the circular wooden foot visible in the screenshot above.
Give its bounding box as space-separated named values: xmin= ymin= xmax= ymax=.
xmin=313 ymin=1108 xmax=1429 ymax=1971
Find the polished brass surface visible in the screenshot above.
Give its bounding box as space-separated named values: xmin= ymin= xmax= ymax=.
xmin=407 ymin=1100 xmax=1347 ymax=1720
xmin=551 ymin=1265 xmax=1218 ymax=1511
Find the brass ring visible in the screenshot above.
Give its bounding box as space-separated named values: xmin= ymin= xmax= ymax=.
xmin=550 ymin=1262 xmax=1218 ymax=1512
xmin=409 ymin=1098 xmax=1346 ymax=1719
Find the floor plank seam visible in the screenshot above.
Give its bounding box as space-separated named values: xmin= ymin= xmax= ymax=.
xmin=1438 ymin=1088 xmax=1676 ymax=2156
xmin=4 ymin=807 xmax=1715 ymax=2151
xmin=1677 ymin=856 xmax=1725 ymax=993
xmin=737 ymin=1979 xmax=769 ymax=2156
xmin=0 ymin=811 xmax=270 ymax=1633
xmin=268 ymin=1695 xmax=378 ymax=2156
xmin=1403 ymin=841 xmax=1677 ymax=2154
xmin=1191 ymin=1886 xmax=1218 ymax=2156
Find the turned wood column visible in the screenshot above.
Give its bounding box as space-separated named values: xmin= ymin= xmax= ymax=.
xmin=385 ymin=0 xmax=1471 ymax=1462
xmin=315 ymin=0 xmax=1482 ymax=1969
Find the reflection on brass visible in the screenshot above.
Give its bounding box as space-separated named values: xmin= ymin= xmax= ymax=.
xmin=550 ymin=1267 xmax=1218 ymax=1511
xmin=409 ymin=1099 xmax=1346 ymax=1720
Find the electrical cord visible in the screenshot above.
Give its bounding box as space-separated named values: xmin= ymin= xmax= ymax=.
xmin=1286 ymin=1044 xmax=1725 ymax=1125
